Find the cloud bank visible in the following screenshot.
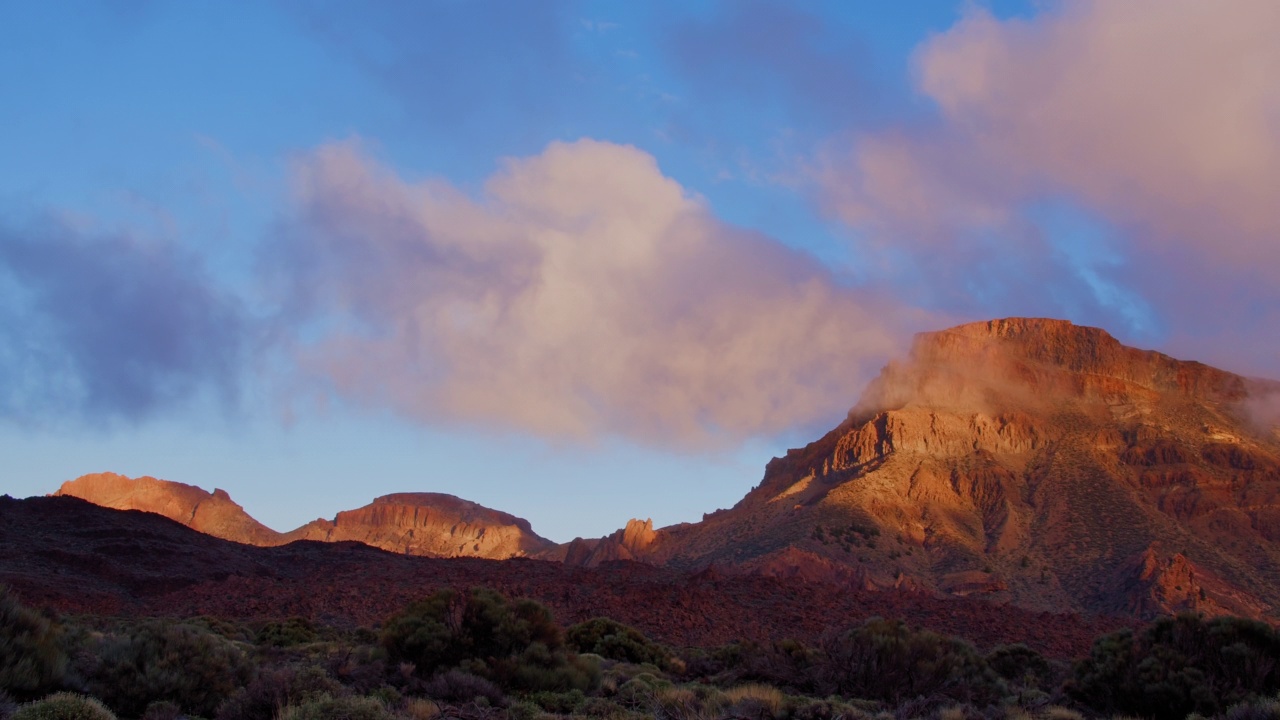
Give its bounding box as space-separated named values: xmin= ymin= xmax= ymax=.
xmin=275 ymin=139 xmax=913 ymax=447
xmin=0 ymin=218 xmax=244 ymax=424
xmin=819 ymin=0 xmax=1280 ymax=374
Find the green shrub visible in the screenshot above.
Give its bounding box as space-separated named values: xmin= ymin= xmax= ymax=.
xmin=0 ymin=586 xmax=67 ymax=700
xmin=614 ymin=673 xmax=669 ymax=709
xmin=525 ymin=689 xmax=585 ymax=714
xmin=1069 ymin=614 xmax=1280 ymax=720
xmin=257 ymin=618 xmax=318 ymax=647
xmin=80 ymin=619 xmax=252 ymax=718
xmin=566 ymin=619 xmax=671 ymax=668
xmin=381 ymin=588 xmax=597 ymax=693
xmin=11 ymin=693 xmax=116 ymax=720
xmin=986 ymin=644 xmax=1057 ymax=690
xmin=818 ymin=617 xmax=1004 ymax=705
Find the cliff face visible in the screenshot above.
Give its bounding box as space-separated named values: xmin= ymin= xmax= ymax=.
xmin=638 ymin=318 xmax=1280 ymax=621
xmin=55 ymin=473 xmax=283 ymax=546
xmin=285 ymin=493 xmax=556 ymax=558
xmin=54 ymin=476 xmax=553 ymax=560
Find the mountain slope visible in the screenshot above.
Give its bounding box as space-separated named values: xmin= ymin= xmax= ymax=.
xmin=0 ymin=494 xmax=1122 ymax=656
xmin=630 ymin=318 xmax=1280 ymax=620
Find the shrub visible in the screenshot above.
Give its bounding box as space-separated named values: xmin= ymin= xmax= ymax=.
xmin=422 ymin=670 xmax=505 ymax=707
xmin=140 ymin=702 xmax=180 ymax=720
xmin=80 ymin=619 xmax=252 ymax=718
xmin=986 ymin=644 xmax=1052 ymax=684
xmin=791 ymin=696 xmax=869 ymax=720
xmin=1 ymin=691 xmax=16 ymax=720
xmin=277 ymin=695 xmax=390 ymax=720
xmin=1069 ymin=614 xmax=1280 ymax=719
xmin=525 ymin=689 xmax=585 ymax=714
xmin=566 ymin=619 xmax=671 ymax=668
xmin=214 ymin=665 xmax=344 ymax=720
xmin=1225 ymin=697 xmax=1280 ymax=720
xmin=817 ymin=618 xmax=1004 ymax=705
xmin=615 ymin=673 xmax=669 ymax=709
xmin=257 ymin=618 xmax=318 ymax=647
xmin=11 ymin=693 xmax=116 ymax=720
xmin=382 ymin=588 xmax=597 ymax=693
xmin=0 ymin=586 xmax=67 ymax=700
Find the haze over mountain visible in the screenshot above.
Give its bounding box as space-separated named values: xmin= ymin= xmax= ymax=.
xmin=52 ymin=318 xmax=1280 ymax=622
xmin=625 ymin=318 xmax=1280 ymax=620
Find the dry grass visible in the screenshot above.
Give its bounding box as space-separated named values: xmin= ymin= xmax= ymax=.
xmin=1041 ymin=707 xmax=1085 ymax=720
xmin=401 ymin=698 xmax=441 ymax=720
xmin=721 ymin=684 xmax=785 ymax=719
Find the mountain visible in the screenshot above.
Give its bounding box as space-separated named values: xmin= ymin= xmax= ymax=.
xmin=0 ymin=493 xmax=1121 ymax=657
xmin=47 ymin=318 xmax=1280 ymax=622
xmin=55 ymin=472 xmax=281 ymax=546
xmin=55 ymin=474 xmax=554 ymax=560
xmin=283 ymin=493 xmax=556 ymax=558
xmin=607 ymin=318 xmax=1280 ymax=620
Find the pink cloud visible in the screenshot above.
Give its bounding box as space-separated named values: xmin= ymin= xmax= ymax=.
xmin=276 ymin=139 xmax=922 ymax=447
xmin=817 ymin=0 xmax=1280 ymax=375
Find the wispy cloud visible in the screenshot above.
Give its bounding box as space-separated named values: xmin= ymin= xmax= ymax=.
xmin=0 ymin=216 xmax=245 ymax=425
xmin=272 ymin=138 xmax=922 ymax=447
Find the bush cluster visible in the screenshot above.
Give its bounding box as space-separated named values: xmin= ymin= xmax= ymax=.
xmin=380 ymin=587 xmax=599 ymax=693
xmin=1069 ymin=614 xmax=1280 ymax=719
xmin=566 ymin=618 xmax=673 ymax=669
xmin=6 ymin=583 xmax=1280 ymax=720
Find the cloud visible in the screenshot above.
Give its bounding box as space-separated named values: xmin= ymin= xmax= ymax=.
xmin=0 ymin=217 xmax=245 ymax=424
xmin=273 ymin=138 xmax=917 ymax=447
xmin=816 ymin=0 xmax=1280 ymax=375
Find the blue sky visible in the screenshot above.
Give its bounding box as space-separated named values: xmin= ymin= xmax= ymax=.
xmin=3 ymin=1 xmax=1278 ymax=541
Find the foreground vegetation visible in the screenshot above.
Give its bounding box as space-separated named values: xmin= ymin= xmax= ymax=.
xmin=3 ymin=585 xmax=1279 ymax=720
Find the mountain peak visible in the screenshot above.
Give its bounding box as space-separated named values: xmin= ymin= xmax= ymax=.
xmin=642 ymin=317 xmax=1280 ymax=621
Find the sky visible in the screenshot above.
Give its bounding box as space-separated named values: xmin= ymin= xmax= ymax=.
xmin=2 ymin=0 xmax=1278 ymax=542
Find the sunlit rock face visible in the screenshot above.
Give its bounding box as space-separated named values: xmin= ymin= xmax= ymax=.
xmin=629 ymin=318 xmax=1280 ymax=621
xmin=285 ymin=493 xmax=556 ymax=559
xmin=56 ymin=473 xmax=283 ymax=547
xmin=56 ymin=475 xmax=554 ymax=560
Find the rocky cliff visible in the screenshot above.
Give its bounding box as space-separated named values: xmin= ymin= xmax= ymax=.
xmin=633 ymin=318 xmax=1280 ymax=620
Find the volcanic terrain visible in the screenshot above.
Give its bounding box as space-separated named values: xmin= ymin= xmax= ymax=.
xmin=45 ymin=318 xmax=1280 ymax=623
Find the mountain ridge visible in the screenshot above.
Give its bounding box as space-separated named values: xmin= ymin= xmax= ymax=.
xmin=48 ymin=317 xmax=1280 ymax=622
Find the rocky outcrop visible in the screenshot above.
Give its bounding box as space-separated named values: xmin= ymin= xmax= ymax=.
xmin=285 ymin=493 xmax=555 ymax=559
xmin=563 ymin=518 xmax=658 ymax=567
xmin=55 ymin=473 xmax=282 ymax=546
